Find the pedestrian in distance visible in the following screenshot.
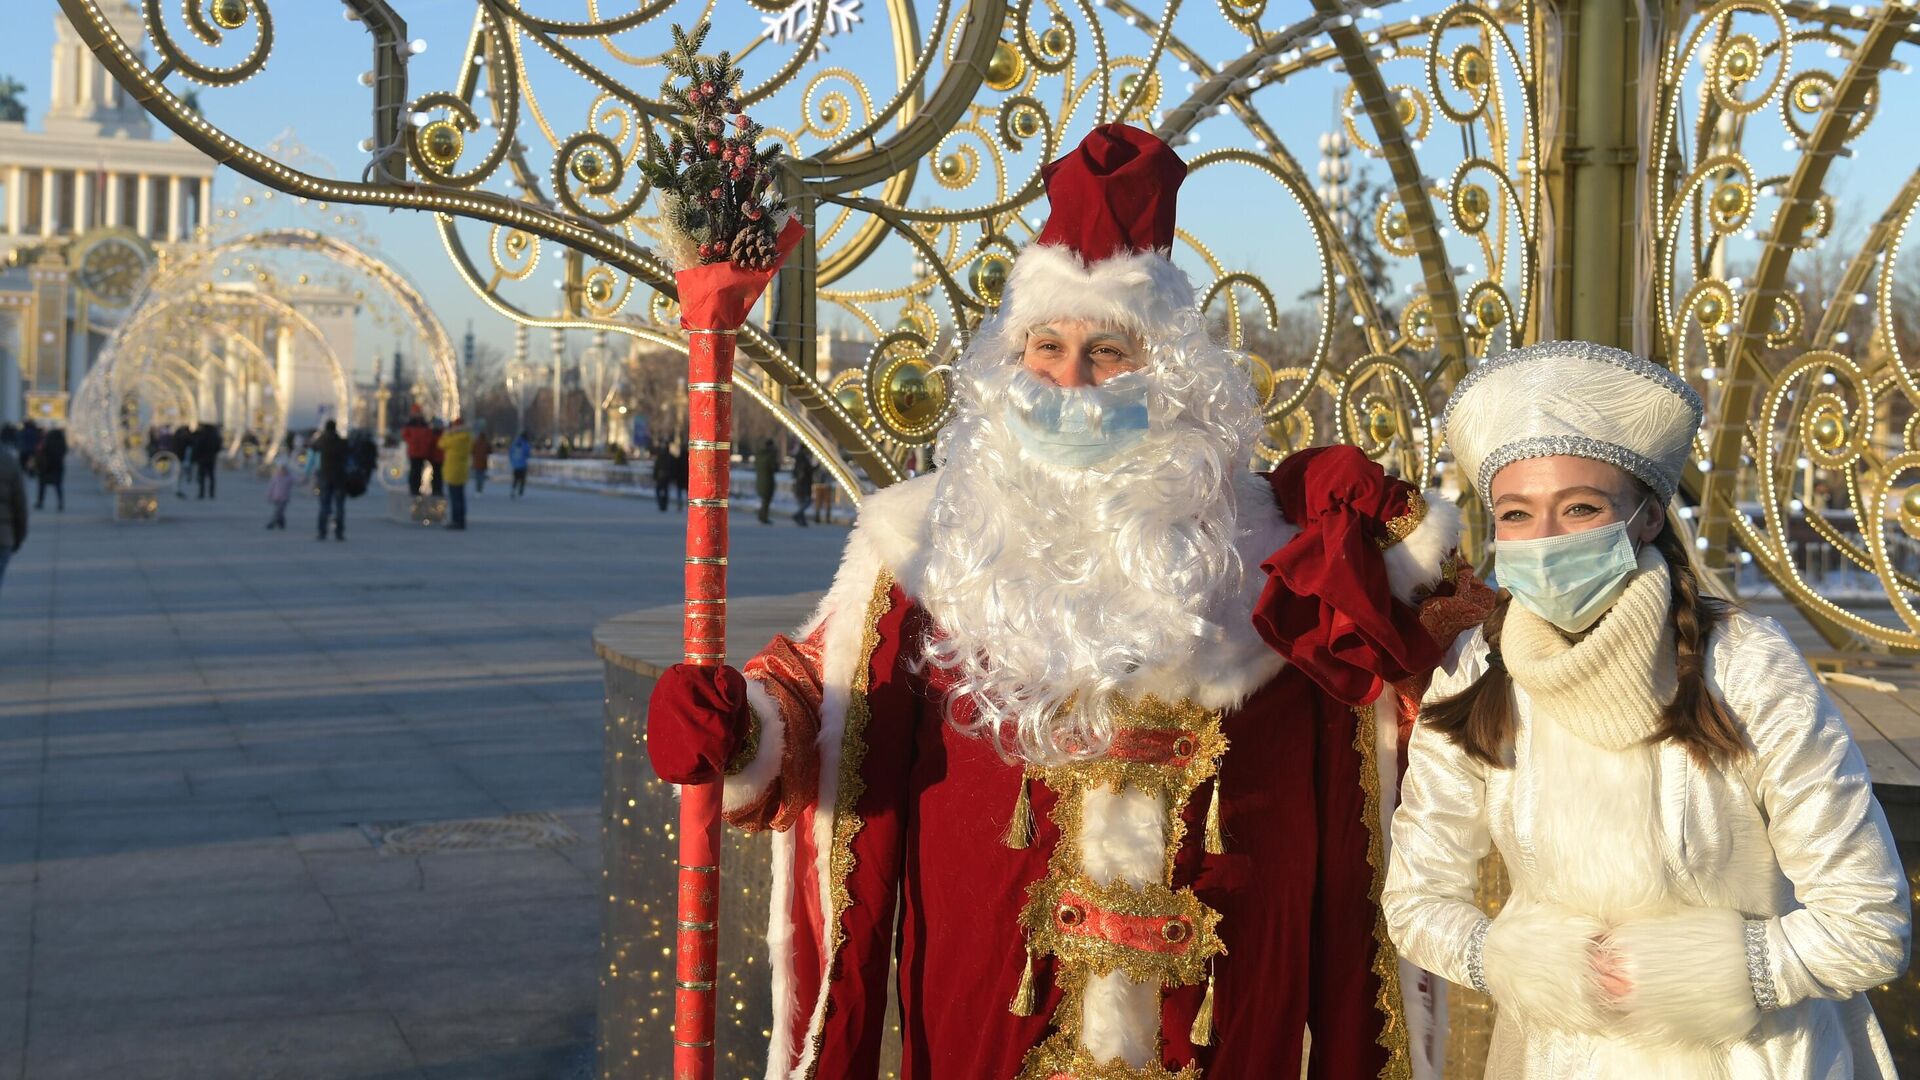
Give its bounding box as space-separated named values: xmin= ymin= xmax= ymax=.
xmin=173 ymin=422 xmax=192 ymax=498
xmin=264 ymin=462 xmax=294 ymax=530
xmin=652 ymin=440 xmax=673 ymax=513
xmin=16 ymin=420 xmax=40 ymax=479
xmin=790 ymin=445 xmax=814 ymax=527
xmin=427 ymin=419 xmax=446 ymax=496
xmin=754 ymin=436 xmax=778 ymax=525
xmin=310 ymin=420 xmax=349 ymax=541
xmin=438 ymin=417 xmax=473 ymax=531
xmin=402 ymin=406 xmax=434 ymax=495
xmin=508 ymin=431 xmax=531 ymax=498
xmin=194 ymin=422 xmax=221 ymax=499
xmin=471 ymin=430 xmax=491 ymax=494
xmin=0 ymin=438 xmax=26 ymax=595
xmin=672 ymin=441 xmax=688 ymax=510
xmin=33 ymin=425 xmax=66 ymax=512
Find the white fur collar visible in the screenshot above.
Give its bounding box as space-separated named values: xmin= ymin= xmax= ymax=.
xmin=849 ymin=469 xmax=1295 ymax=711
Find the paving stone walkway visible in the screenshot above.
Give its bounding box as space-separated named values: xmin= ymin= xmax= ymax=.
xmin=0 ymin=466 xmax=845 ymax=1080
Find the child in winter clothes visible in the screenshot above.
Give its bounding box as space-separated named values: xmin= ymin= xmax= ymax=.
xmin=265 ymin=463 xmax=294 ymax=530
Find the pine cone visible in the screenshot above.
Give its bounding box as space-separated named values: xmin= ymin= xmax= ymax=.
xmin=731 ymin=225 xmax=780 ymax=271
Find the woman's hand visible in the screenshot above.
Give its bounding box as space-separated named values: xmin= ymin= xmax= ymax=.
xmin=1591 ymin=938 xmax=1632 ymax=1002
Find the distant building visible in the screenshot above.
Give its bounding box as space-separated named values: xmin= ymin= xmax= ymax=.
xmin=0 ymin=0 xmax=216 ymax=424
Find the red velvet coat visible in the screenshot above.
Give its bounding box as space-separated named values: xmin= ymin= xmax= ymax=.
xmin=708 ymin=449 xmax=1485 ymax=1080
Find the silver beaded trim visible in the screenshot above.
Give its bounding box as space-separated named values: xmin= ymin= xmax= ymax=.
xmin=1744 ymin=919 xmax=1781 ymax=1011
xmin=1477 ymin=434 xmax=1676 ymax=507
xmin=1467 ymin=917 xmax=1491 ymax=995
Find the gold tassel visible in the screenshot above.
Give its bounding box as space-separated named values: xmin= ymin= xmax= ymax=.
xmin=1190 ymin=961 xmax=1216 ymax=1046
xmin=1204 ymin=777 xmax=1225 ymax=855
xmin=1003 ymin=774 xmax=1033 ymax=849
xmin=1010 ymin=944 xmax=1038 ymax=1016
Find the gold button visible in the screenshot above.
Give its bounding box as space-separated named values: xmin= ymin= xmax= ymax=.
xmin=1162 ymin=919 xmax=1189 ymax=943
xmin=1057 ymin=903 xmax=1084 ymax=928
xmin=1173 ymin=736 xmax=1196 ymax=758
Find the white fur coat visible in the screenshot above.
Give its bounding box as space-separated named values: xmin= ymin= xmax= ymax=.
xmin=1382 ymin=611 xmax=1909 ymax=1078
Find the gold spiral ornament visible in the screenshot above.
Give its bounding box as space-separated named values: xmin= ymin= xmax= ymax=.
xmin=864 ymin=333 xmax=949 ymax=445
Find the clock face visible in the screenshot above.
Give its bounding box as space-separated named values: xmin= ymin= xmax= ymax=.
xmin=77 ymin=236 xmax=151 ymax=307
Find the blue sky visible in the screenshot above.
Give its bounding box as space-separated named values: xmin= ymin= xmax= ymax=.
xmin=6 ymin=2 xmax=1915 ymax=378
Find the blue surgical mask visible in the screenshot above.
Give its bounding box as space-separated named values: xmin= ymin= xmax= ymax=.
xmin=1494 ymin=500 xmax=1648 ymax=633
xmin=1004 ymin=370 xmax=1152 ymax=468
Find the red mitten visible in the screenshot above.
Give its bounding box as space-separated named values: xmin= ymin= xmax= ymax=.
xmin=646 ymin=663 xmax=751 ymax=785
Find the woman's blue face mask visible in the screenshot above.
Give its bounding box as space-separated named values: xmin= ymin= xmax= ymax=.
xmin=1494 ymin=497 xmax=1649 ymax=632
xmin=1004 ymin=369 xmax=1152 ymax=469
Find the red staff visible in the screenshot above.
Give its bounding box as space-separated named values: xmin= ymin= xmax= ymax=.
xmin=641 ymin=22 xmax=804 ymax=1079
xmin=667 ymin=216 xmax=800 ymax=1080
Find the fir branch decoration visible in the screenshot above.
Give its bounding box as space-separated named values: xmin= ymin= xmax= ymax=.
xmin=641 ymin=22 xmax=791 ymax=272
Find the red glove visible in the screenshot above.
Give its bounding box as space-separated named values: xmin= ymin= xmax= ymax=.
xmin=646 ymin=663 xmax=752 ymax=785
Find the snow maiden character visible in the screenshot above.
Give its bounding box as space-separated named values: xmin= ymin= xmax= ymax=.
xmin=1383 ymin=339 xmax=1910 ymax=1077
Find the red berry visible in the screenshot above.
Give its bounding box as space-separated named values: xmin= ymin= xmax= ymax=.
xmin=700 ymin=81 xmax=716 ymax=95
xmin=714 ymin=237 xmax=730 ymax=253
xmin=730 ymin=167 xmax=743 ymax=180
xmin=734 ymin=115 xmax=751 ymax=130
xmin=706 ymin=140 xmax=721 ymax=154
xmin=709 ymin=187 xmax=724 ymax=200
xmin=747 ymin=207 xmax=763 ymax=221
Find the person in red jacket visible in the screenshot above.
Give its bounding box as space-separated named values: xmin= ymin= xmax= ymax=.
xmin=401 ymin=407 xmax=436 ymax=495
xmin=645 ymin=126 xmax=1490 ymax=1080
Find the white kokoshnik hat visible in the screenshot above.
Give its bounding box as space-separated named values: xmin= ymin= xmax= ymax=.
xmin=1441 ymin=340 xmax=1705 ymax=506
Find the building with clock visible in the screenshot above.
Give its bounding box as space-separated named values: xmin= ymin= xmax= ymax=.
xmin=0 ymin=0 xmax=216 ymax=425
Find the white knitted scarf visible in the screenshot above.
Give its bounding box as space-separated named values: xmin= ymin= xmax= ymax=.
xmin=1502 ymin=547 xmax=1678 ymax=750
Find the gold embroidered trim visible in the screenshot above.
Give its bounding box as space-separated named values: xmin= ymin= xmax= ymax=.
xmin=1019 ymin=872 xmax=1225 ymax=987
xmin=1377 ymin=496 xmax=1428 ymax=550
xmin=1018 ymin=1030 xmax=1202 ymax=1080
xmin=803 ymin=569 xmax=897 ymax=1079
xmin=1015 ymin=696 xmax=1228 ymax=1075
xmin=722 ymin=707 xmax=761 ymax=776
xmin=1352 ymin=704 xmax=1413 ymax=1080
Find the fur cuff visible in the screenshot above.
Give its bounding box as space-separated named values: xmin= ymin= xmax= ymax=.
xmin=1383 ymin=492 xmax=1462 ymax=606
xmin=1000 ymin=244 xmax=1195 ymax=338
xmin=1609 ymin=907 xmax=1759 ymax=1045
xmin=1482 ymin=903 xmax=1611 ymax=1034
xmin=721 ymin=679 xmax=785 ymax=813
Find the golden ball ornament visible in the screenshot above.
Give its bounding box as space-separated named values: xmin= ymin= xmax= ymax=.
xmin=1396 ymin=95 xmax=1420 ymax=126
xmin=210 ymin=0 xmax=247 ymax=31
xmin=1724 ymin=47 xmax=1755 ymax=82
xmin=571 ymin=148 xmax=607 ymax=184
xmin=1457 ymin=50 xmax=1488 ymax=89
xmin=1812 ymin=415 xmax=1844 ymax=450
xmin=886 ymin=360 xmax=945 ymax=428
xmin=1118 ymin=73 xmax=1142 ymax=100
xmin=1384 ymin=212 xmax=1409 ymax=240
xmin=835 ymin=384 xmax=867 ymax=422
xmin=1041 ymin=27 xmax=1070 ymax=56
xmin=1459 ymin=184 xmax=1490 ymax=227
xmin=1903 ymin=486 xmax=1920 ymax=522
xmin=986 ymin=42 xmax=1025 ymax=91
xmin=1476 ymin=295 xmax=1504 ymax=328
xmin=1698 ymin=295 xmax=1725 ymax=324
xmin=422 ymin=121 xmax=463 ymax=168
xmin=1367 ymin=406 xmax=1398 ymax=445
xmin=938 ymin=154 xmax=964 ymax=180
xmin=1242 ymin=354 xmax=1274 ymax=407
xmin=1713 ymin=183 xmax=1746 ymax=218
xmin=588 ymin=276 xmax=613 ymax=304
xmin=970 ymin=254 xmax=1010 ymax=305
xmin=1011 ymin=109 xmax=1041 ymax=139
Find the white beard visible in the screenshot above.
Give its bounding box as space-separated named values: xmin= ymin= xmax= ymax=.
xmin=917 ymin=314 xmax=1263 ymax=765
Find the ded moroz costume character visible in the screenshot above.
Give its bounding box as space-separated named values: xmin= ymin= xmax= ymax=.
xmin=1383 ymin=341 xmax=1911 ymax=1078
xmin=649 ymin=124 xmax=1490 ymax=1079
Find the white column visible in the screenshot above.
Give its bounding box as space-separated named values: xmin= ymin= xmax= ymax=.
xmin=166 ymin=176 xmax=182 ymax=243
xmin=105 ymin=170 xmax=120 ymax=229
xmin=39 ymin=169 xmax=57 ymax=238
xmin=198 ymin=177 xmax=213 ymax=236
xmin=135 ymin=172 xmax=151 ymax=240
xmin=74 ymin=170 xmax=92 ymax=234
xmin=5 ymin=167 xmax=20 ymax=235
